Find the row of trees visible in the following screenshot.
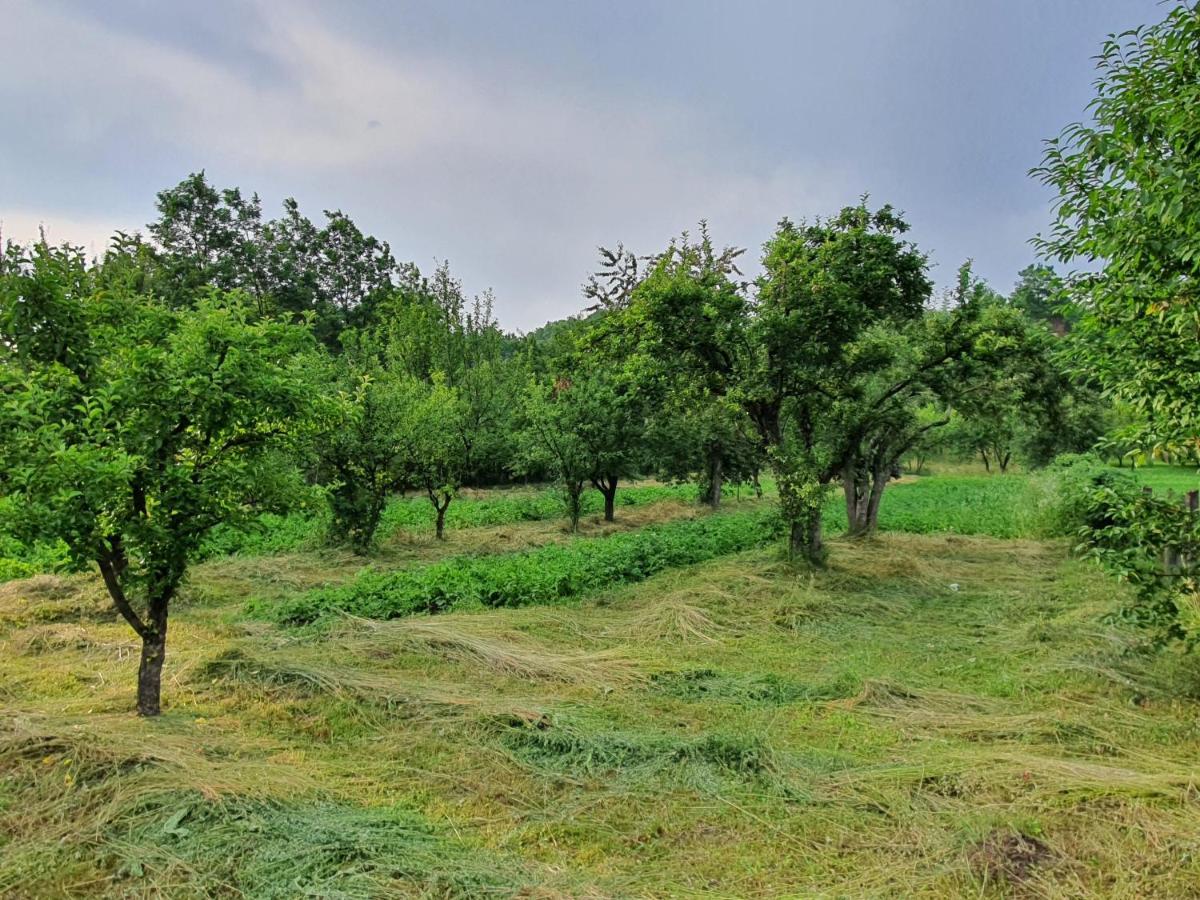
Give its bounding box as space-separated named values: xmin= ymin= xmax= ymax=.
xmin=1 ymin=175 xmax=1099 ymax=715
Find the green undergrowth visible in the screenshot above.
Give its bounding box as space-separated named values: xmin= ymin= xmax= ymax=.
xmin=197 ymin=482 xmax=698 ymax=560
xmin=827 ymin=474 xmax=1035 ymax=538
xmin=257 ymin=503 xmax=778 ymax=625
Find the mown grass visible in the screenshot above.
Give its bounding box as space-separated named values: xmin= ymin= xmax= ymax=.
xmin=4 ymin=500 xmax=1200 ymax=896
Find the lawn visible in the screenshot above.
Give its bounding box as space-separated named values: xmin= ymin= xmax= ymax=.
xmin=2 ymin=471 xmax=1200 ymax=897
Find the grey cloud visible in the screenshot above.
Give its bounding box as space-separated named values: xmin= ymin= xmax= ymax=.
xmin=0 ymin=0 xmax=1165 ymax=329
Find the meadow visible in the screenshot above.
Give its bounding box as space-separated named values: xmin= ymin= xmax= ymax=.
xmin=3 ymin=464 xmax=1200 ymax=897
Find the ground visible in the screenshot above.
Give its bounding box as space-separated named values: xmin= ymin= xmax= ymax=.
xmin=2 ymin=467 xmax=1199 ymax=898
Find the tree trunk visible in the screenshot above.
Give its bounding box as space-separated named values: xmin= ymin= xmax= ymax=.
xmin=136 ymin=594 xmax=170 ymax=717
xmin=999 ymin=452 xmax=1011 ymax=474
xmin=427 ymin=488 xmax=452 ymax=540
xmin=843 ymin=463 xmax=870 ymax=536
xmin=863 ymin=461 xmax=889 ymax=534
xmin=789 ymin=507 xmax=825 ymax=566
xmin=751 ymin=470 xmax=763 ymax=499
xmin=137 ymin=632 xmax=166 ymax=716
xmin=566 ymin=481 xmax=583 ymax=533
xmin=703 ymin=447 xmax=723 ymax=509
xmin=602 ymin=478 xmax=617 ymax=522
xmin=980 ymin=450 xmax=990 ymax=473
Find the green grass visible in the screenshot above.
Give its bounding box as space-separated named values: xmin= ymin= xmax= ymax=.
xmin=197 ymin=482 xmax=699 ymax=560
xmin=826 ymin=474 xmax=1035 ymax=538
xmin=4 ymin=469 xmax=1200 ymax=896
xmin=258 ymin=503 xmax=777 ymax=624
xmin=1124 ymin=463 xmax=1200 ymax=495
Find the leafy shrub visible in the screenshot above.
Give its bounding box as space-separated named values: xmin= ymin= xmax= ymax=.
xmin=0 ymin=558 xmax=37 ymax=582
xmin=1021 ymin=453 xmax=1121 ymax=538
xmin=0 ymin=535 xmax=73 ymax=584
xmin=199 ymin=508 xmax=332 ymax=559
xmin=1074 ymin=475 xmax=1200 ymax=644
xmin=260 ymin=507 xmax=779 ymax=625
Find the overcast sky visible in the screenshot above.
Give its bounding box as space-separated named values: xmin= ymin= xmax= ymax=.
xmin=0 ymin=0 xmax=1167 ymax=330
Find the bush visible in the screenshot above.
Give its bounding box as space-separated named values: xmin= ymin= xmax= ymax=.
xmin=259 ymin=506 xmax=779 ymax=625
xmin=1023 ymin=453 xmax=1131 ymax=538
xmin=0 ymin=535 xmax=74 ymax=584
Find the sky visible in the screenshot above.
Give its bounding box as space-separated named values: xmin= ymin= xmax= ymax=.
xmin=0 ymin=0 xmax=1168 ymax=331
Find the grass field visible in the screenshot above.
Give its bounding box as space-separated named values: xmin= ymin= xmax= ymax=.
xmin=3 ymin=468 xmax=1200 ymax=897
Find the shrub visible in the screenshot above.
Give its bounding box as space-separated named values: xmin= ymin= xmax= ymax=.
xmin=1023 ymin=453 xmax=1129 ymax=538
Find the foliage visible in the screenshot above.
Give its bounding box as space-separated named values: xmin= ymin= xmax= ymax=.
xmin=1073 ymin=472 xmax=1200 ymax=644
xmin=318 ymin=362 xmax=410 ymax=554
xmin=1034 ymin=3 xmax=1200 ymax=455
xmin=1009 ymin=263 xmax=1079 ymax=333
xmin=149 ymin=172 xmax=403 ymax=346
xmin=586 ymin=225 xmax=756 ymax=506
xmin=1034 ymin=4 xmax=1200 ymax=646
xmin=517 ymin=375 xmax=603 ymax=531
xmin=378 ymin=262 xmax=517 ymax=486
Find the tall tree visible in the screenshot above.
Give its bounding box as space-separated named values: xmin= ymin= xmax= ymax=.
xmin=148 ymin=172 xmax=267 ymax=305
xmin=378 ymin=263 xmax=517 ymax=485
xmin=752 ymin=202 xmax=932 ymax=562
xmin=147 ymin=173 xmax=402 ymax=347
xmin=397 ymin=377 xmax=469 ymax=540
xmin=0 ymin=241 xmax=319 ymax=715
xmin=320 ymin=363 xmax=412 ymax=553
xmin=833 ymin=268 xmax=1028 ymax=535
xmin=586 ymin=225 xmax=751 ymax=506
xmin=517 ymin=376 xmax=595 ymax=532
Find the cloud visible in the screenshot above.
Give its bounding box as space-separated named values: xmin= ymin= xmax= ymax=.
xmin=4 ymin=0 xmax=860 ymax=327
xmin=3 ymin=0 xmax=1162 ymax=329
xmin=0 ymin=210 xmax=125 ymax=259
